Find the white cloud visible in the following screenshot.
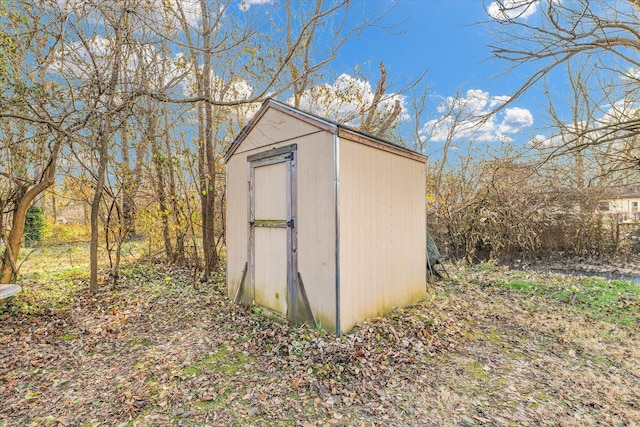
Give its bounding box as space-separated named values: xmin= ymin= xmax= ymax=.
xmin=54 ymin=0 xmax=203 ymax=29
xmin=182 ymin=69 xmax=255 ymax=102
xmin=529 ymin=133 xmax=565 ymax=148
xmin=180 ymin=70 xmax=260 ymax=125
xmin=239 ymin=0 xmax=274 ymax=11
xmin=529 ymin=134 xmax=549 ymax=146
xmin=488 ymin=0 xmax=538 ymax=21
xmin=292 ymin=74 xmax=409 ymax=128
xmin=529 ymin=102 xmax=638 ymax=149
xmin=622 ymin=67 xmax=640 ymax=81
xmin=499 ymin=107 xmax=534 ymax=133
xmin=421 ymin=89 xmax=533 ymax=143
xmin=171 ymin=0 xmax=202 ymax=26
xmin=51 ymin=36 xmax=188 ymax=93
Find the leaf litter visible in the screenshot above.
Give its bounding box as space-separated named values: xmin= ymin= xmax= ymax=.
xmin=0 ymin=262 xmax=638 ymax=426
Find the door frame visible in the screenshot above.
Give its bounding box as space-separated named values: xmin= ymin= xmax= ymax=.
xmin=247 ymin=144 xmax=298 ymax=321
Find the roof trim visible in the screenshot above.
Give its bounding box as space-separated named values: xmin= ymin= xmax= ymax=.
xmin=223 ymin=99 xmax=336 ymax=163
xmin=224 ymin=98 xmax=427 ymax=164
xmin=337 ymin=127 xmax=426 ymax=163
xmin=605 ymin=183 xmax=640 ymax=200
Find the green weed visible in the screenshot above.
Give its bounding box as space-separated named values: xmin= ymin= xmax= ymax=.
xmin=182 ymin=346 xmax=252 ymax=377
xmin=502 ymin=279 xmax=539 ymax=293
xmin=59 ymin=334 xmax=77 ymax=341
xmin=493 ymin=270 xmax=640 ymax=326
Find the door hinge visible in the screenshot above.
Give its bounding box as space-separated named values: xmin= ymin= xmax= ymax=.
xmin=287 ymin=219 xmax=295 ymax=228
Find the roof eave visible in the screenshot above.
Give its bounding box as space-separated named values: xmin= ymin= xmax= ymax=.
xmin=223 ymin=98 xmax=337 ymax=163
xmin=224 ymin=98 xmax=427 ymax=164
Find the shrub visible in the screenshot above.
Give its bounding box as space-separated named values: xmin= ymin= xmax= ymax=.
xmin=24 ymin=206 xmax=46 ymax=245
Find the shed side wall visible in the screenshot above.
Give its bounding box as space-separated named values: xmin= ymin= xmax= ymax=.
xmin=337 ymin=138 xmax=426 ymax=333
xmin=296 ymin=131 xmax=337 ymax=331
xmin=226 ymin=107 xmax=337 ymax=331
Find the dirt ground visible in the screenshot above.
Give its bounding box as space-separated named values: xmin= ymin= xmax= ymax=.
xmin=1 ymin=263 xmax=639 ymax=426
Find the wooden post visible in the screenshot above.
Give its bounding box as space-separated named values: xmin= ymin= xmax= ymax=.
xmin=296 ymin=272 xmax=315 ymax=327
xmin=233 ymin=262 xmax=248 ymax=305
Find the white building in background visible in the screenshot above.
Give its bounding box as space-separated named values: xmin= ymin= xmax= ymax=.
xmin=601 ymin=183 xmax=640 ymax=221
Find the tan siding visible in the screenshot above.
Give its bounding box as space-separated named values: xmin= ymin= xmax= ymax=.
xmin=231 ymin=108 xmax=325 ymax=155
xmin=338 ymin=138 xmax=426 ymax=333
xmin=296 ymin=132 xmax=337 ymax=331
xmin=225 ymin=154 xmax=249 ymax=299
xmin=254 ymin=227 xmax=288 ymax=314
xmin=606 ymin=197 xmax=640 ymax=218
xmin=226 ymin=109 xmax=337 ymax=330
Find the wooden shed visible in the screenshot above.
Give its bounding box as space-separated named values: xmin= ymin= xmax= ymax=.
xmin=224 ymin=99 xmax=427 ymax=334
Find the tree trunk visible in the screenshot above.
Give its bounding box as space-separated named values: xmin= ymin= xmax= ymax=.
xmin=89 ymin=16 xmax=123 ymax=293
xmin=149 ymin=114 xmax=174 ymax=260
xmin=0 ymin=140 xmax=62 ymax=284
xmin=89 ymin=126 xmax=110 ymax=294
xmin=121 ymin=124 xmax=136 ymax=239
xmin=51 ymin=190 xmax=58 ymax=221
xmin=163 ymin=106 xmax=186 ymax=264
xmin=199 ymin=0 xmax=219 ymax=279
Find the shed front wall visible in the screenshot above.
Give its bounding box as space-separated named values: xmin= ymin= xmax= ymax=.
xmin=226 ymin=107 xmax=337 ymax=331
xmin=337 ymin=138 xmax=426 ymax=333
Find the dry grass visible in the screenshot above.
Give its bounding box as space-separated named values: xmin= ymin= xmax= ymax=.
xmin=0 ymin=258 xmax=638 ymax=426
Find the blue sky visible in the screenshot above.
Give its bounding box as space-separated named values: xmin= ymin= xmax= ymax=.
xmin=301 ymin=0 xmax=551 ymax=153
xmin=335 ymin=0 xmax=546 ymax=149
xmin=241 ymin=0 xmax=569 ymax=152
xmin=339 ymin=1 xmax=497 ymax=95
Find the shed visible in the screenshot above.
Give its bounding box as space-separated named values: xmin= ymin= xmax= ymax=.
xmin=224 ymin=99 xmax=427 ymax=334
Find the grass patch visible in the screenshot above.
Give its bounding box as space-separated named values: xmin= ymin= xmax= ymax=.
xmin=182 ymin=345 xmax=253 ymax=377
xmin=493 ymin=269 xmax=640 ymax=326
xmin=555 ymin=277 xmax=640 ymax=325
xmin=192 ymin=399 xmax=219 ymax=410
xmin=127 ymin=337 xmax=154 ymax=347
xmin=2 ymin=268 xmax=85 ymax=315
xmin=502 ymin=279 xmax=539 ymax=293
xmin=465 ymin=360 xmax=490 ymax=381
xmin=59 ymin=333 xmax=77 ymax=341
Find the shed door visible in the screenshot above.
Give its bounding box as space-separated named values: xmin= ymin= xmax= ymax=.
xmin=248 ymin=145 xmax=297 ymax=318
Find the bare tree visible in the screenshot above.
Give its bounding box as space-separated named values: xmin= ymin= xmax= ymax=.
xmin=154 ymin=0 xmax=403 ymax=278
xmin=486 ymin=0 xmax=640 ymax=176
xmin=0 ymin=1 xmax=76 ymax=283
xmin=2 ymin=0 xmax=422 ymax=287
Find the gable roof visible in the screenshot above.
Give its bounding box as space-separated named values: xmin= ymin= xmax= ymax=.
xmin=606 ymin=183 xmax=640 ymax=199
xmin=223 ymin=98 xmax=426 ymax=163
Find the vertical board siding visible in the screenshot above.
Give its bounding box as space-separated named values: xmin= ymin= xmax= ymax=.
xmin=226 ymin=154 xmax=249 ymax=299
xmin=254 ymin=162 xmax=288 ymax=221
xmin=296 ymin=131 xmax=337 ymax=330
xmin=338 ymin=138 xmax=426 ymax=333
xmin=226 ymin=107 xmax=337 ymax=331
xmin=252 ymin=162 xmax=288 ymax=315
xmin=253 ymin=227 xmax=288 ymax=314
